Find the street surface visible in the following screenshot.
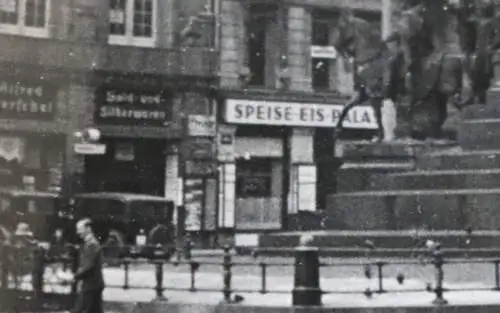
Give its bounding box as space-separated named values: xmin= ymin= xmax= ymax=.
xmin=10 ymin=255 xmax=500 ymax=307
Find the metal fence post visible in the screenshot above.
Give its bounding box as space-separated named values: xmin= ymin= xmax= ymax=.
xmin=222 ymin=245 xmax=232 ymax=302
xmin=432 ymin=243 xmax=447 ymax=305
xmin=0 ymin=244 xmax=8 ymax=291
xmin=292 ymin=236 xmax=322 ymax=306
xmin=154 ymin=261 xmax=167 ymax=301
xmin=32 ymin=246 xmax=45 ymax=306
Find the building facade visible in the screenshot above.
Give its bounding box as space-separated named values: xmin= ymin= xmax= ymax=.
xmin=212 ymin=0 xmax=382 ymax=246
xmin=0 ymin=0 xmax=218 ymax=201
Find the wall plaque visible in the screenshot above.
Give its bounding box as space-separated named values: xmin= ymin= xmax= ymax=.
xmin=95 ymin=87 xmax=172 ymax=126
xmin=0 ymin=76 xmax=58 ymax=121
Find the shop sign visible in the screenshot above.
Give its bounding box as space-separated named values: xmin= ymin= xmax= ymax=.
xmin=95 ymin=88 xmax=172 ymax=126
xmin=183 ymin=160 xmax=218 ymax=177
xmin=180 ymin=137 xmax=215 ymax=160
xmin=311 ymin=45 xmax=337 ymax=59
xmin=187 ymin=115 xmax=216 ymax=137
xmin=74 ymin=143 xmax=106 ymax=155
xmin=224 ymin=99 xmax=378 ymax=129
xmin=0 ymin=76 xmax=58 ymax=121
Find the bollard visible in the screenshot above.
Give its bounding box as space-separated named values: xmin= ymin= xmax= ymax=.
xmin=183 ymin=234 xmax=193 ymax=260
xmin=154 ymin=261 xmax=167 ymax=301
xmin=0 ymin=244 xmax=8 ymax=291
xmin=432 ymin=244 xmax=447 ymax=305
xmin=292 ymin=241 xmax=322 ymax=306
xmin=32 ymin=246 xmax=45 ymax=305
xmin=221 ymin=245 xmax=232 ymax=303
xmin=123 ymin=260 xmax=130 ymax=290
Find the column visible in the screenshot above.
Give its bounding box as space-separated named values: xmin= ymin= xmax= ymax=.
xmin=288 ymin=128 xmax=316 ymax=213
xmin=165 ymin=149 xmax=183 ymax=205
xmin=219 ymin=0 xmax=245 ymax=88
xmin=380 ymin=0 xmax=397 ymax=140
xmin=287 ymin=6 xmax=312 ymax=92
xmin=217 ymin=125 xmax=237 ymax=228
xmin=157 ymin=0 xmax=176 ymax=48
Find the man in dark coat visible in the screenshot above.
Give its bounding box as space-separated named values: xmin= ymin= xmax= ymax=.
xmin=72 ymin=218 xmax=105 ymax=313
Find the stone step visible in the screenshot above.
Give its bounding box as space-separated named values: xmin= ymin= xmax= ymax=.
xmin=325 ymin=189 xmax=500 ymax=231
xmin=336 ymin=162 xmax=414 ymax=193
xmin=336 ymin=140 xmax=455 ymax=193
xmin=460 ymin=103 xmax=500 ymax=120
xmin=256 ymin=230 xmax=500 ymax=255
xmin=416 ymin=148 xmax=500 ymax=170
xmin=458 ymin=118 xmax=500 ymax=150
xmin=338 ymin=139 xmax=455 ymax=161
xmin=368 ymin=169 xmax=500 ymax=191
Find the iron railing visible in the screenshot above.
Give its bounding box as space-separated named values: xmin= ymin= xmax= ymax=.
xmin=2 ymin=241 xmax=500 ymax=309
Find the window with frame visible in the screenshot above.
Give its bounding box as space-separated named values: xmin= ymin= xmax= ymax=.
xmin=109 ymin=0 xmax=157 ymax=47
xmin=236 ymin=158 xmax=272 ymax=198
xmin=311 ymin=17 xmax=331 ymax=90
xmin=0 ymin=0 xmax=50 ymax=37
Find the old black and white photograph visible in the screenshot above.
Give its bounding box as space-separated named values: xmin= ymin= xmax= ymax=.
xmin=0 ymin=0 xmax=500 ymax=312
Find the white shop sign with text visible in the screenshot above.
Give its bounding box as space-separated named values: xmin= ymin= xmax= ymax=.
xmin=224 ymin=99 xmax=377 ymax=129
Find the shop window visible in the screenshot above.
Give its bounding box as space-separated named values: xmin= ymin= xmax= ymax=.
xmin=311 ymin=16 xmax=333 ymax=90
xmin=109 ymin=0 xmax=157 ymax=47
xmin=236 ymin=157 xmax=272 ymax=198
xmin=0 ymin=0 xmax=50 ymax=37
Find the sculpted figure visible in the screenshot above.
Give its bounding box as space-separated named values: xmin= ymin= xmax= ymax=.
xmin=330 ymin=9 xmax=387 ymax=142
xmin=333 ymin=0 xmax=470 ymax=141
xmin=455 ymin=0 xmax=500 ymax=106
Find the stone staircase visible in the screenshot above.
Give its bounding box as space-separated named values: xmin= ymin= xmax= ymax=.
xmin=252 ymin=102 xmax=500 ymax=255
xmin=325 ymin=102 xmax=500 ymax=231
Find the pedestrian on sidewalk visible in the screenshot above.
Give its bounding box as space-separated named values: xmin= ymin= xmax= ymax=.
xmin=71 ymin=218 xmax=105 ymax=313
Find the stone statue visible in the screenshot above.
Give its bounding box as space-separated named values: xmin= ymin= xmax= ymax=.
xmin=455 ymin=0 xmax=500 ymax=106
xmin=332 ymin=0 xmax=475 ymax=141
xmin=330 ymin=9 xmax=387 ymax=142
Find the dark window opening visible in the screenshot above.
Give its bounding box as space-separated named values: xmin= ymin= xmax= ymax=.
xmin=236 ymin=158 xmax=272 ymax=198
xmin=312 ymin=58 xmax=330 ymax=90
xmin=247 ymin=16 xmax=266 ymax=86
xmin=312 ymin=17 xmax=332 ymax=90
xmin=312 ymin=19 xmax=329 ymax=46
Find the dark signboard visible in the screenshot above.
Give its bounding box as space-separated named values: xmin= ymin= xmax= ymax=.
xmin=95 ymin=87 xmax=172 ymax=126
xmin=0 ymin=76 xmax=58 ymax=120
xmin=180 ymin=137 xmax=215 ymax=161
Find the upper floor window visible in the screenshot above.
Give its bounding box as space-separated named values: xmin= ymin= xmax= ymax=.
xmin=311 ymin=18 xmax=332 ymax=90
xmin=0 ymin=0 xmax=50 ymax=38
xmin=109 ymin=0 xmax=157 ymax=47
